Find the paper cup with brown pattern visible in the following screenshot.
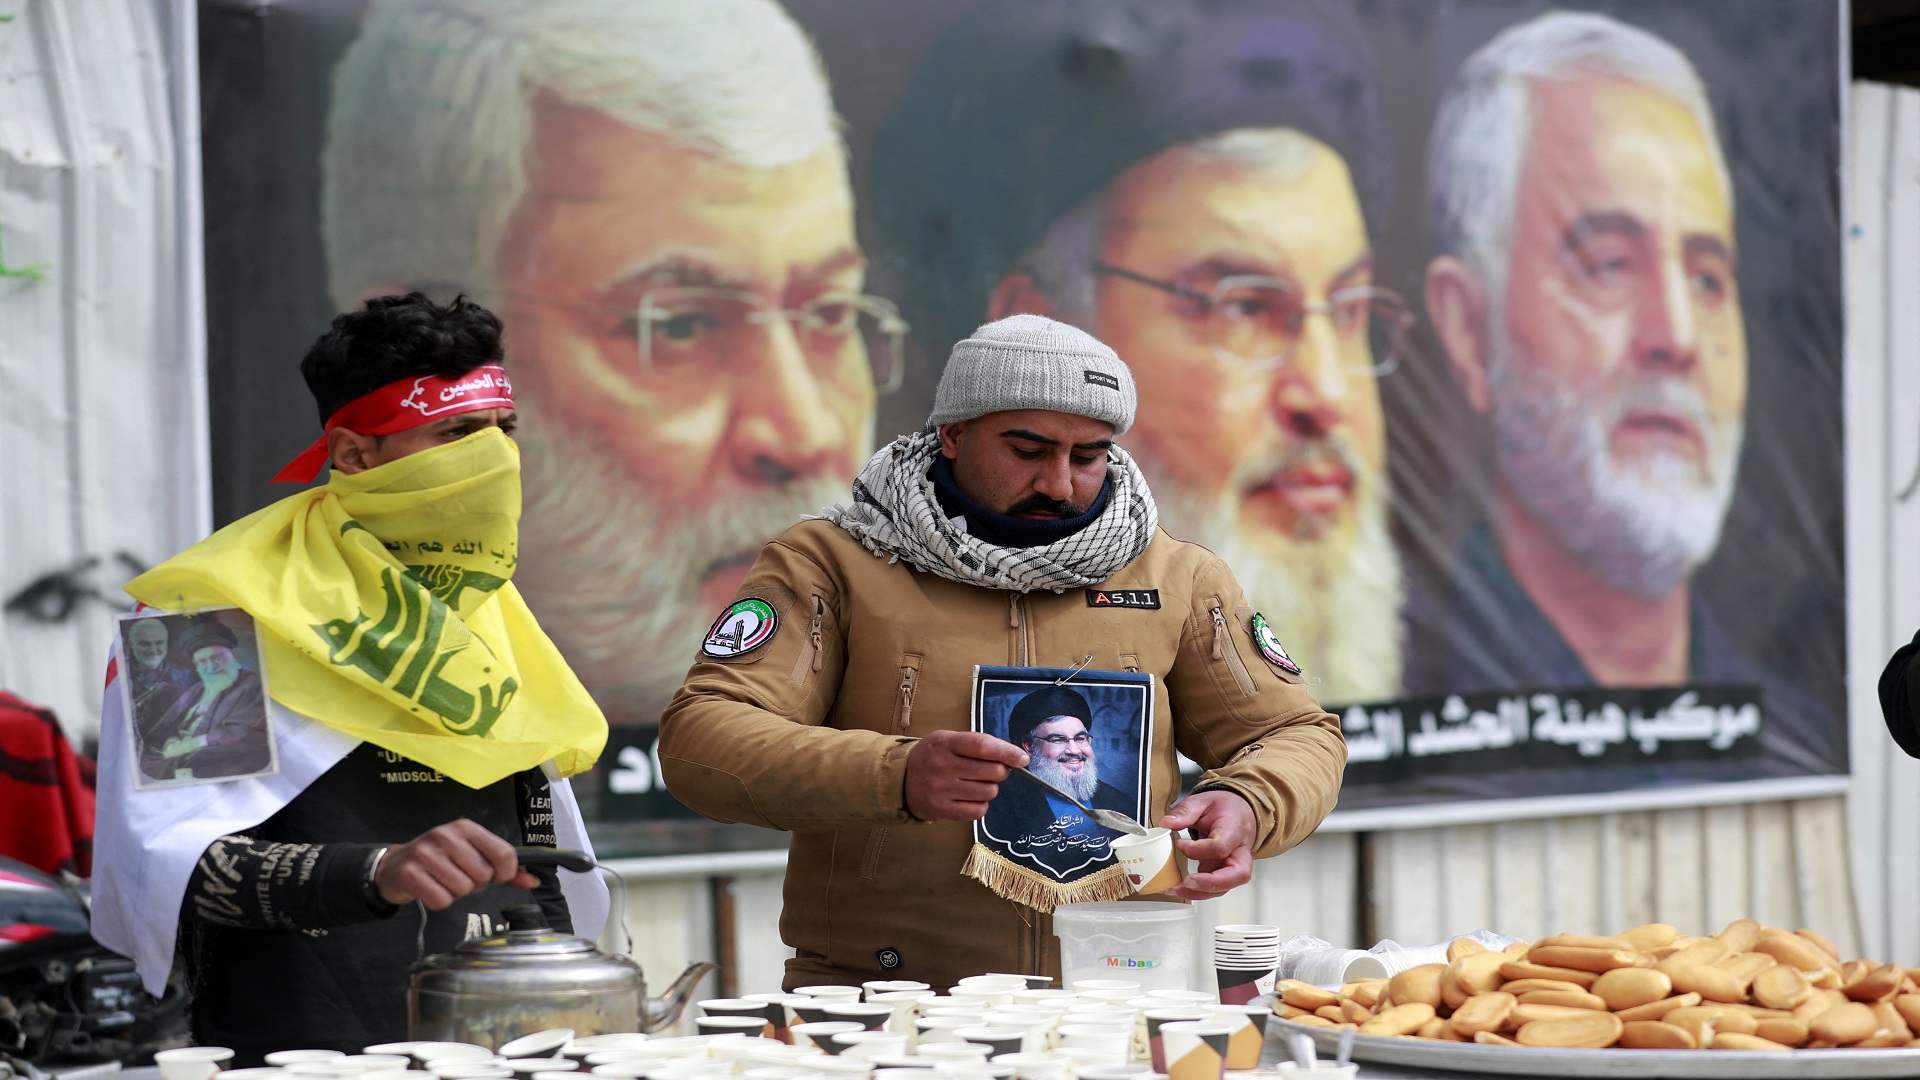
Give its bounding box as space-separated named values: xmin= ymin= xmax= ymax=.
xmin=1206 ymin=1005 xmax=1270 ymax=1070
xmin=1110 ymin=828 xmax=1178 ymax=895
xmin=1157 ymin=1022 xmax=1232 ymax=1080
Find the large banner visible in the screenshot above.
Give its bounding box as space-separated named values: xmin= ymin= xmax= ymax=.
xmin=199 ymin=0 xmax=1845 ymax=852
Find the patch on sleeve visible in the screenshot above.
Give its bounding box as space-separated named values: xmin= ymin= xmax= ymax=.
xmin=1250 ymin=613 xmax=1301 ymax=675
xmin=1086 ymin=588 xmax=1160 ymax=609
xmin=703 ymin=596 xmax=780 ymax=659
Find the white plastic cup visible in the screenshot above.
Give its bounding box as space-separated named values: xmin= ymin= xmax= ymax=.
xmin=911 ymin=1044 xmax=991 ymax=1063
xmin=983 ymin=1053 xmax=1071 ymax=1080
xmin=914 ymin=1016 xmax=976 ymax=1046
xmin=1288 ymin=948 xmax=1389 ymax=987
xmin=862 ymin=980 xmax=932 ymax=999
xmin=953 ymin=1026 xmax=1028 ymax=1059
xmin=1142 ymin=990 xmax=1216 ymax=1006
xmin=830 ymin=1032 xmax=909 ymax=1060
xmin=793 ymin=1022 xmax=867 ymax=1055
xmin=159 ymin=1050 xmax=239 ymax=1080
xmin=698 ymin=1016 xmax=776 ymax=1039
xmin=954 ymin=975 xmax=1028 ymax=992
xmin=931 ymin=1066 xmax=1013 ymax=1080
xmin=265 ymin=1053 xmax=345 ymax=1067
xmin=823 ymin=1002 xmax=896 ymax=1031
xmin=1054 ymin=1024 xmax=1129 ymax=1062
xmin=866 ymin=990 xmax=937 ymax=1036
xmin=1274 ymin=1067 xmax=1357 ymax=1080
xmin=410 ymin=1047 xmax=495 ymax=1064
xmin=796 ymin=985 xmax=866 ymax=1000
xmin=1070 ymin=979 xmax=1142 ymax=993
xmin=797 ymin=1057 xmax=872 ymax=1077
xmin=1074 ymin=1068 xmax=1151 ymax=1080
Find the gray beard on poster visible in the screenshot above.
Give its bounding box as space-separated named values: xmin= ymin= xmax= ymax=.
xmin=1029 ymin=752 xmax=1101 ymax=805
xmin=511 ymin=393 xmax=852 ymax=720
xmin=1143 ymin=438 xmax=1405 ymax=708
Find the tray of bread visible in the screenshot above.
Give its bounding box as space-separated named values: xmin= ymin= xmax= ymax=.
xmin=1267 ymin=919 xmax=1920 ymax=1078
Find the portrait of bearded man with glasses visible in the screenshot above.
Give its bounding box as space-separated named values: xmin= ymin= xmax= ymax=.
xmin=870 ymin=0 xmax=1406 ymax=707
xmin=321 ymin=0 xmax=906 ymax=731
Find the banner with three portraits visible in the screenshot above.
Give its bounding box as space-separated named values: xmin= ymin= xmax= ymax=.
xmin=197 ymin=0 xmax=1845 ymax=852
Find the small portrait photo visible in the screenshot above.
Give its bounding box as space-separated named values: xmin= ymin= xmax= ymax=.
xmin=118 ymin=608 xmax=278 ymax=789
xmin=974 ymin=666 xmax=1153 ymax=884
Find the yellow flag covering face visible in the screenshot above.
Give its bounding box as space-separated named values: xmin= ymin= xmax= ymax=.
xmin=126 ymin=429 xmax=606 ymax=788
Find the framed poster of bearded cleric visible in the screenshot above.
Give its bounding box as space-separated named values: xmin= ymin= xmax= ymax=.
xmin=968 ymin=667 xmax=1152 ymax=909
xmin=199 ymin=0 xmax=1842 ymax=847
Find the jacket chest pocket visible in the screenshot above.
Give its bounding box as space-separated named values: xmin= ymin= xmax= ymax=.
xmin=1208 ymin=598 xmax=1257 ymax=698
xmin=787 ymin=595 xmax=828 ymax=687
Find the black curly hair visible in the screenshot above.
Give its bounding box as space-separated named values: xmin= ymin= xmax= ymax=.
xmin=299 ymin=292 xmax=506 ymax=423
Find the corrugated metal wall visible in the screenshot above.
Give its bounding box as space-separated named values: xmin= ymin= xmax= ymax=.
xmin=0 ymin=0 xmax=208 ymax=743
xmin=1844 ymin=79 xmax=1920 ymax=972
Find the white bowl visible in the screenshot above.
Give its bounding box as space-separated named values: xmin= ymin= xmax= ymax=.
xmin=265 ymin=1053 xmax=346 ymax=1067
xmin=158 ymin=1048 xmax=238 ymax=1080
xmin=500 ymin=1031 xmax=575 ymax=1059
xmin=410 ymin=1046 xmax=495 ymax=1064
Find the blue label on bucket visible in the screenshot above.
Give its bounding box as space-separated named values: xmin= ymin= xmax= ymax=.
xmin=1099 ymin=955 xmax=1161 ymax=969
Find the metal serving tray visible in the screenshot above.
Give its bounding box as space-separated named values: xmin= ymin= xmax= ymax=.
xmin=1268 ymin=1017 xmax=1920 ymax=1078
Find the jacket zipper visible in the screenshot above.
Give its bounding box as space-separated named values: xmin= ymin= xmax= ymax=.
xmin=789 ymin=595 xmax=827 ymax=685
xmin=1210 ymin=600 xmax=1256 ymax=697
xmin=894 ymin=655 xmax=921 ymax=734
xmin=1008 ymin=594 xmax=1029 ymax=665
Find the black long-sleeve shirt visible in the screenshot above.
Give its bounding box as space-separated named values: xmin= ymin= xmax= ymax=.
xmin=181 ymin=742 xmax=570 ymax=1063
xmin=1879 ymin=629 xmax=1920 ymax=758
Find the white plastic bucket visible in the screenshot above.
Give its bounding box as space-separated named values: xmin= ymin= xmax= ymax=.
xmin=1052 ymin=902 xmax=1196 ymax=992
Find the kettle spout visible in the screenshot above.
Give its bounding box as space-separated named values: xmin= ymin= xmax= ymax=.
xmin=641 ymin=962 xmax=717 ymax=1033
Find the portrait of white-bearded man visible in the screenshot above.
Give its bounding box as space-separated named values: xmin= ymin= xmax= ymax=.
xmin=320 ymin=0 xmax=897 ymax=723
xmin=867 ymin=0 xmax=1405 ymax=705
xmin=1412 ymin=12 xmax=1824 ymax=757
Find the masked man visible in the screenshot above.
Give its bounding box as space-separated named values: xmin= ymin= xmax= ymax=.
xmin=662 ymin=315 xmax=1345 ymax=987
xmin=93 ymin=294 xmax=608 ymax=1062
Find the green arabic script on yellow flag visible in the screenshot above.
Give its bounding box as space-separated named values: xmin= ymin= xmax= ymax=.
xmin=127 ymin=429 xmax=606 ymax=788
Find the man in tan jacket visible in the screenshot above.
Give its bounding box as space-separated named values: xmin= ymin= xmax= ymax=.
xmin=661 ymin=314 xmax=1345 ymax=988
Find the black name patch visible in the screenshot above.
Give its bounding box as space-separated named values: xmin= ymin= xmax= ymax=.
xmin=1086 ymin=588 xmax=1160 ymax=609
xmin=1084 ymin=370 xmax=1121 ymax=390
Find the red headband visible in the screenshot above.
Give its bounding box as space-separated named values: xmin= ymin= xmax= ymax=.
xmin=272 ymin=365 xmax=515 ymax=483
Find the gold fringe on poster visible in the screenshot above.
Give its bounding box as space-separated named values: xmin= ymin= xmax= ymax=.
xmin=962 ymin=843 xmax=1133 ymax=912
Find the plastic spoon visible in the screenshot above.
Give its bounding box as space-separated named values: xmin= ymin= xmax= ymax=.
xmin=1289 ymin=1032 xmax=1316 ymax=1070
xmin=1335 ymin=1026 xmax=1355 ymax=1067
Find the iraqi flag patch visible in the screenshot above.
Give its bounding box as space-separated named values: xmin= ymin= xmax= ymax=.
xmin=703 ymin=597 xmax=779 ymax=658
xmin=1250 ymin=613 xmax=1301 ymax=675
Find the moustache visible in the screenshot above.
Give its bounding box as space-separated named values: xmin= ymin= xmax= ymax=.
xmin=1007 ymin=494 xmax=1085 ymax=518
xmin=1233 ymin=431 xmax=1365 ymax=493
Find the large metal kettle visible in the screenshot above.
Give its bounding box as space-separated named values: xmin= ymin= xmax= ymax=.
xmin=408 ymin=903 xmax=715 ymax=1046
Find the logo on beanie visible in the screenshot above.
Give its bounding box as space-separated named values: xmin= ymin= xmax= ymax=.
xmin=1084 ymin=370 xmax=1121 ymax=391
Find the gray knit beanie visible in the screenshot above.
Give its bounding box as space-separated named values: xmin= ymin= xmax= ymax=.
xmin=926 ymin=314 xmax=1137 ymax=435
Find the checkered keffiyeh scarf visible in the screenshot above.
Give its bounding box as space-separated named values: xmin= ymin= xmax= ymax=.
xmin=820 ymin=431 xmax=1158 ymax=593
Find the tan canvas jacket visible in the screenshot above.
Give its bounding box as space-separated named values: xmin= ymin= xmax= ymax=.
xmin=659 ymin=519 xmax=1345 ymax=989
